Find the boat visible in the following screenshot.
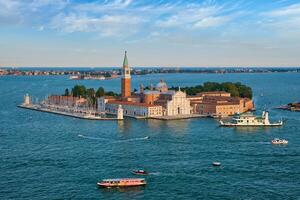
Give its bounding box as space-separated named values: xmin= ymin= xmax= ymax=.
xmin=212 ymin=162 xmax=221 ymax=167
xmin=97 ymin=178 xmax=146 ymax=188
xmin=271 ymin=138 xmax=288 ymax=145
xmin=219 ymin=111 xmax=283 ymax=127
xmin=132 ymin=170 xmax=148 ymax=175
xmin=69 ymin=75 xmax=81 ymax=80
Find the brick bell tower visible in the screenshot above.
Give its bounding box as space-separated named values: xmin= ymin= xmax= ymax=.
xmin=121 ymin=51 xmax=131 ymax=99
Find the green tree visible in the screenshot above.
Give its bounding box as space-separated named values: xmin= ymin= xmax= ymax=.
xmin=72 ymin=85 xmax=86 ymax=97
xmin=96 ymin=87 xmax=105 ymax=97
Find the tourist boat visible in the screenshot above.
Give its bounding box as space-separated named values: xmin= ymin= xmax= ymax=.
xmin=132 ymin=170 xmax=148 ymax=175
xmin=97 ymin=178 xmax=146 ymax=188
xmin=212 ymin=162 xmax=221 ymax=167
xmin=219 ymin=111 xmax=283 ymax=127
xmin=271 ymin=138 xmax=288 ymax=145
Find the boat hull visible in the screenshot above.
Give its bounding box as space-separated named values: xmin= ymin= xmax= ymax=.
xmin=97 ymin=182 xmax=146 ymax=188
xmin=220 ymin=123 xmax=283 ymax=127
xmin=97 ymin=178 xmax=147 ymax=188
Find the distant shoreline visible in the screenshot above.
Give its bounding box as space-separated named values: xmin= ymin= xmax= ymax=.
xmin=1 ymin=67 xmax=299 ymax=77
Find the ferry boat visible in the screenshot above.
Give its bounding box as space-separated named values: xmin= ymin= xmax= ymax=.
xmin=219 ymin=111 xmax=283 ymax=127
xmin=271 ymin=138 xmax=288 ymax=145
xmin=97 ymin=178 xmax=146 ymax=188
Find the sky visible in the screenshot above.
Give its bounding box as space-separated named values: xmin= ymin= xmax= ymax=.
xmin=0 ymin=0 xmax=300 ymax=67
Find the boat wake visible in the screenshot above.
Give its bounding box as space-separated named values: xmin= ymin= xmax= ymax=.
xmin=113 ymin=136 xmax=150 ymax=143
xmin=148 ymin=172 xmax=161 ymax=176
xmin=78 ymin=135 xmax=149 ymax=143
xmin=77 ymin=134 xmax=109 ymax=141
xmin=257 ymin=141 xmax=270 ymax=145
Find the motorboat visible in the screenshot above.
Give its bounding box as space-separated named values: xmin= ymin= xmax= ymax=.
xmin=132 ymin=170 xmax=148 ymax=175
xmin=97 ymin=178 xmax=146 ymax=188
xmin=212 ymin=162 xmax=221 ymax=167
xmin=271 ymin=138 xmax=288 ymax=145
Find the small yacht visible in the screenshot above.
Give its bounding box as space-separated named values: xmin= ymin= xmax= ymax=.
xmin=97 ymin=178 xmax=146 ymax=188
xmin=219 ymin=111 xmax=283 ymax=127
xmin=271 ymin=138 xmax=288 ymax=145
xmin=212 ymin=162 xmax=221 ymax=167
xmin=132 ymin=170 xmax=148 ymax=175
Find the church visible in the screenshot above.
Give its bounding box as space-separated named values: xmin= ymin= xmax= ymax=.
xmin=97 ymin=51 xmax=192 ymax=118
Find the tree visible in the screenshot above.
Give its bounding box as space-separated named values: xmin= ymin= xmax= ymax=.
xmin=86 ymin=88 xmax=95 ymax=98
xmin=86 ymin=88 xmax=96 ymax=106
xmin=168 ymin=82 xmax=252 ymax=98
xmin=72 ymin=85 xmax=86 ymax=97
xmin=96 ymin=87 xmax=105 ymax=97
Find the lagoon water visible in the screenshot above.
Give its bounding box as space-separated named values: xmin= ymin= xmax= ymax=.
xmin=0 ymin=73 xmax=300 ymax=199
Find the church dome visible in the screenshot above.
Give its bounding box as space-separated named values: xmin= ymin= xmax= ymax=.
xmin=156 ymin=80 xmax=168 ymax=92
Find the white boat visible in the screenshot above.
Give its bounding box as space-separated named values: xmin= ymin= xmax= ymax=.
xmin=271 ymin=138 xmax=288 ymax=145
xmin=219 ymin=111 xmax=283 ymax=127
xmin=212 ymin=162 xmax=221 ymax=167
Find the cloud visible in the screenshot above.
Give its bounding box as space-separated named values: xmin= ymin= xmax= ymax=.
xmin=51 ymin=13 xmax=143 ymax=37
xmin=0 ymin=0 xmax=243 ymax=38
xmin=261 ymin=3 xmax=300 ymax=38
xmin=265 ymin=3 xmax=300 ymax=17
xmin=193 ymin=16 xmax=231 ymax=28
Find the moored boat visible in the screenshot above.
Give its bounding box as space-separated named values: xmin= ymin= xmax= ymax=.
xmin=97 ymin=178 xmax=146 ymax=188
xmin=271 ymin=138 xmax=288 ymax=145
xmin=220 ymin=111 xmax=283 ymax=127
xmin=132 ymin=170 xmax=148 ymax=175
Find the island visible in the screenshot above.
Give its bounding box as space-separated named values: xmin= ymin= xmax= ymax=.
xmin=19 ymin=52 xmax=254 ymax=120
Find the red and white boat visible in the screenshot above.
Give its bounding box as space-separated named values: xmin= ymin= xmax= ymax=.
xmin=97 ymin=178 xmax=146 ymax=188
xmin=271 ymin=138 xmax=288 ymax=145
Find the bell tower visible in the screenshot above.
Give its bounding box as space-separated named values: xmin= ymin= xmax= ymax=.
xmin=121 ymin=51 xmax=131 ymax=98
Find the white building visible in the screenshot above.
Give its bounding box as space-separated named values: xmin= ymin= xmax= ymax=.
xmin=155 ymin=89 xmax=191 ymax=116
xmin=105 ymin=100 xmax=162 ymax=118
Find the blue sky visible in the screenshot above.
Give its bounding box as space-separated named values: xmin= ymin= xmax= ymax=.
xmin=0 ymin=0 xmax=300 ymax=67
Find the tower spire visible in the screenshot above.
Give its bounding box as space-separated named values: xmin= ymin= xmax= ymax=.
xmin=121 ymin=51 xmax=131 ymax=98
xmin=123 ymin=51 xmax=128 ymax=68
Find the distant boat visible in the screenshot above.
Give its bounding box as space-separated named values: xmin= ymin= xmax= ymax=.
xmin=219 ymin=111 xmax=283 ymax=127
xmin=271 ymin=138 xmax=288 ymax=145
xmin=97 ymin=178 xmax=146 ymax=188
xmin=69 ymin=75 xmax=81 ymax=80
xmin=212 ymin=162 xmax=221 ymax=167
xmin=132 ymin=170 xmax=148 ymax=175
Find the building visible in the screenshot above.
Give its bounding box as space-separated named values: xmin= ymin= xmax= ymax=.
xmin=46 ymin=95 xmax=87 ymax=107
xmin=188 ymin=92 xmax=254 ymax=117
xmin=98 ymin=52 xmax=191 ymax=118
xmin=97 ymin=52 xmax=253 ymax=119
xmin=105 ymin=100 xmax=162 ymax=117
xmin=121 ymin=51 xmax=131 ymax=99
xmin=154 ymin=89 xmax=191 ymax=116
